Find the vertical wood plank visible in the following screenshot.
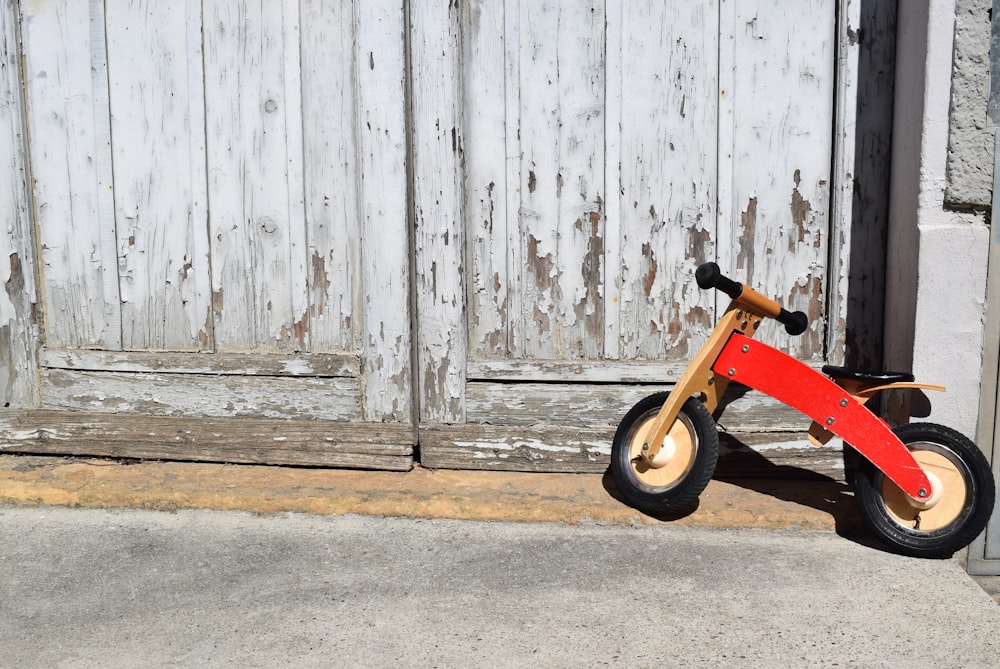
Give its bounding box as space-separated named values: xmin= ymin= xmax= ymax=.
xmin=517 ymin=0 xmax=560 ymax=358
xmin=20 ymin=0 xmax=122 ymax=349
xmin=504 ymin=0 xmax=524 ymax=359
xmin=554 ymin=0 xmax=605 ymax=360
xmin=411 ymin=0 xmax=466 ymax=422
xmin=827 ymin=0 xmax=861 ymax=367
xmin=1 ymin=1 xmax=39 ymax=407
xmin=724 ymin=0 xmax=835 ymax=360
xmin=602 ymin=0 xmax=623 ymax=360
xmin=463 ymin=0 xmax=510 ymax=359
xmin=300 ymin=0 xmax=360 ymax=353
xmin=617 ymin=2 xmax=718 ymax=361
xmin=356 ymin=0 xmax=412 ymax=421
xmin=716 ymin=0 xmax=737 ymax=294
xmin=203 ymin=0 xmax=309 ymax=352
xmin=517 ymin=0 xmax=606 ymax=360
xmin=105 ymin=0 xmax=213 ymax=351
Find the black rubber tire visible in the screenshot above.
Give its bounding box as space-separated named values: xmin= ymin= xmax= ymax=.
xmin=854 ymin=422 xmax=996 ymax=559
xmin=610 ymin=393 xmax=719 ymax=515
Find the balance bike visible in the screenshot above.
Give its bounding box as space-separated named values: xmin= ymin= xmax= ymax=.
xmin=610 ymin=262 xmax=996 ymax=558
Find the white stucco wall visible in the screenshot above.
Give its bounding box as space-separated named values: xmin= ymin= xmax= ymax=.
xmin=886 ymin=0 xmax=990 ymax=436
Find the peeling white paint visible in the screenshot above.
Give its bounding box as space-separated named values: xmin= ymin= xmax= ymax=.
xmin=455 ymin=438 xmax=609 ymax=456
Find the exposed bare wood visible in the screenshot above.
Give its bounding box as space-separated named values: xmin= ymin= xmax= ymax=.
xmin=420 ymin=423 xmax=845 ymax=478
xmin=420 ymin=424 xmax=612 ymax=472
xmin=1 ymin=1 xmax=39 ymax=408
xmin=41 ymin=370 xmax=360 ymax=421
xmin=41 ymin=349 xmax=358 ymax=378
xmin=0 ymin=410 xmax=413 ymax=470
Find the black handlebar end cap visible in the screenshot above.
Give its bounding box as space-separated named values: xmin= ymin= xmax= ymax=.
xmin=695 ymin=262 xmax=721 ymax=289
xmin=783 ymin=310 xmax=809 ymax=336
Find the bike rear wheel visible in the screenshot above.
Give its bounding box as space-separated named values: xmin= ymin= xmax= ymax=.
xmin=610 ymin=393 xmax=719 ymax=516
xmin=854 ymin=423 xmax=995 ymax=558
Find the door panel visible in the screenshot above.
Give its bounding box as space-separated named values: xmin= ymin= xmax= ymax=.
xmin=418 ymin=0 xmax=842 ymax=472
xmin=19 ymin=0 xmax=411 ymax=430
xmin=461 ymin=0 xmax=835 ymax=368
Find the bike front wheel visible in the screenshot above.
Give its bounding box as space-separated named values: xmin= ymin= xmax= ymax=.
xmin=610 ymin=393 xmax=719 ymax=516
xmin=854 ymin=422 xmax=996 ymax=559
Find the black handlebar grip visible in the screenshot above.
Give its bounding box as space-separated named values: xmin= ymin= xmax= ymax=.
xmin=696 ymin=262 xmax=809 ymax=336
xmin=778 ymin=308 xmax=809 ymax=336
xmin=695 ymin=262 xmax=742 ymax=299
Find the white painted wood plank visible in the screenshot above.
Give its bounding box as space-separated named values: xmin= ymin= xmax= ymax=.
xmin=300 ymin=0 xmax=360 ymax=353
xmin=41 ymin=348 xmax=358 ymax=378
xmin=463 ymin=0 xmax=510 ymax=358
xmin=827 ymin=0 xmax=861 ymax=367
xmin=1 ymin=1 xmax=39 ymax=407
xmin=617 ymin=2 xmax=718 ymax=361
xmin=465 ymin=381 xmax=809 ymax=430
xmin=105 ymin=0 xmax=213 ymax=351
xmin=20 ymin=0 xmax=122 ymax=349
xmin=411 ymin=0 xmax=466 ymax=422
xmin=467 ymin=359 xmax=689 ymax=383
xmin=203 ymin=0 xmax=309 ymax=352
xmin=516 ymin=0 xmax=561 ymax=358
xmin=515 ymin=0 xmax=607 ymax=360
xmin=715 ymin=0 xmax=737 ymax=298
xmin=356 ymin=0 xmax=412 ymax=421
xmin=504 ymin=0 xmax=524 ymax=358
xmin=281 ymin=0 xmax=309 ymax=351
xmin=602 ymin=0 xmax=623 ymax=360
xmin=467 ymin=357 xmax=825 ymax=383
xmin=90 ymin=0 xmax=122 ymax=350
xmin=725 ymin=0 xmax=836 ymax=360
xmin=553 ymin=0 xmax=605 ymax=359
xmin=41 ymin=369 xmax=360 ymax=421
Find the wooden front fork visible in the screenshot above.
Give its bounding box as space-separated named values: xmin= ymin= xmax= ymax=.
xmin=639 ymin=303 xmax=764 ymax=466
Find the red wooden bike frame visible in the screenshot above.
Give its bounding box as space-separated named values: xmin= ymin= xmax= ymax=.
xmin=638 ymin=297 xmax=937 ymax=505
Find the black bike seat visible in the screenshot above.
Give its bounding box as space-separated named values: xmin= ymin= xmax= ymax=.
xmin=821 ymin=365 xmax=915 ymax=384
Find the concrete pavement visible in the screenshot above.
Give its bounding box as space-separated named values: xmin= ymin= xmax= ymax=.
xmin=2 ymin=505 xmax=999 ymax=668
xmin=1 ymin=453 xmax=999 ymax=666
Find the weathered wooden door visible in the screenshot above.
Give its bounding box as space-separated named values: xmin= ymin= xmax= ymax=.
xmin=4 ymin=0 xmax=414 ymax=468
xmin=415 ymin=0 xmax=849 ymax=471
